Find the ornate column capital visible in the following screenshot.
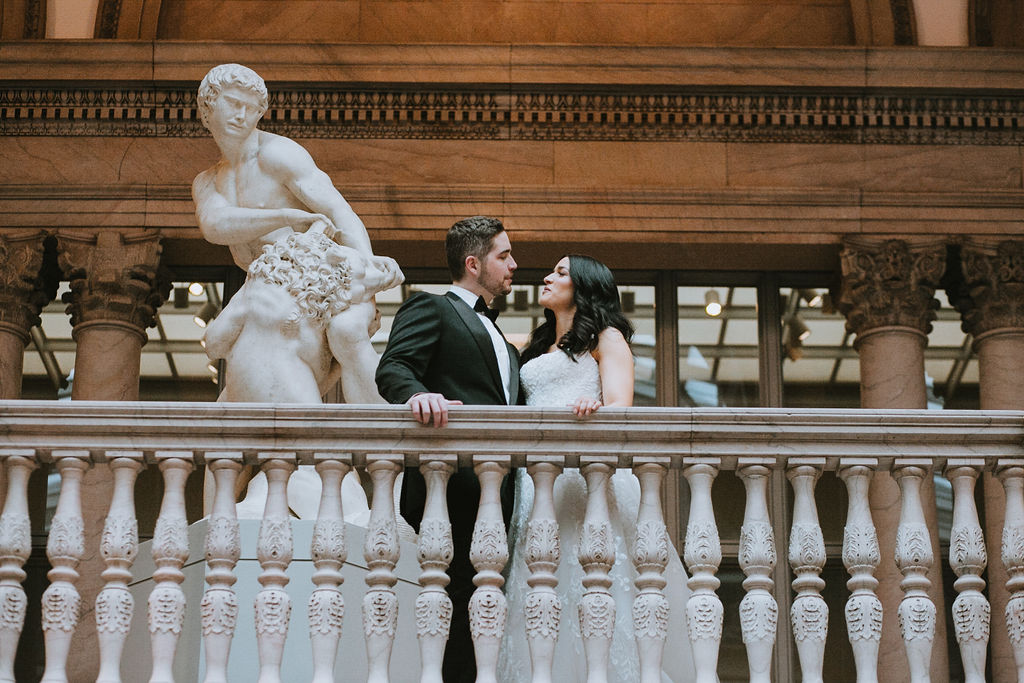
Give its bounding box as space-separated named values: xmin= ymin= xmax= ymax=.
xmin=56 ymin=231 xmax=170 ymax=337
xmin=837 ymin=237 xmax=946 ymax=339
xmin=0 ymin=232 xmax=56 ymax=343
xmin=953 ymin=238 xmax=1024 ymax=338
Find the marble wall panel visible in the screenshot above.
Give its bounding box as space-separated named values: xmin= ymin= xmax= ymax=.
xmin=156 ymin=0 xmax=362 ymax=41
xmin=301 ymin=139 xmax=556 ymax=186
xmin=725 ymin=143 xmax=1024 ymax=192
xmin=154 ymin=0 xmax=857 ymax=46
xmin=0 ymin=138 xmax=217 ymax=185
xmin=551 ymin=141 xmax=727 ymax=187
xmin=645 ymin=3 xmax=855 ymax=46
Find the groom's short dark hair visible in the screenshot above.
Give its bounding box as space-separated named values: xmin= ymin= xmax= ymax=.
xmin=446 ymin=216 xmax=506 ymax=280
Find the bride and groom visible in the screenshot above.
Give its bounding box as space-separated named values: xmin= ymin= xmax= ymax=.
xmin=375 ymin=216 xmax=696 ymax=683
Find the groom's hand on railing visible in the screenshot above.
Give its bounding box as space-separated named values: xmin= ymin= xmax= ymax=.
xmin=407 ymin=392 xmax=464 ymax=427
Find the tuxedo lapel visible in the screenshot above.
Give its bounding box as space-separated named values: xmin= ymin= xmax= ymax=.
xmin=445 ymin=292 xmax=506 ymax=402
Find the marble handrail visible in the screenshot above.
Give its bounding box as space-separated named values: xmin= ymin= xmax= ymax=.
xmin=0 ymin=402 xmax=1021 ymax=683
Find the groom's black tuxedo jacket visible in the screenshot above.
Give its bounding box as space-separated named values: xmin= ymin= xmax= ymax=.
xmin=376 ymin=290 xmax=520 ymax=682
xmin=375 ymin=290 xmax=521 ymax=406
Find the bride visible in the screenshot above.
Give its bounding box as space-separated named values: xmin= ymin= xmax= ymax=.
xmin=499 ymin=255 xmax=696 ymax=682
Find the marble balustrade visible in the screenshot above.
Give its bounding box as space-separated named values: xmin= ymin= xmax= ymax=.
xmin=0 ymin=401 xmax=1021 ymax=682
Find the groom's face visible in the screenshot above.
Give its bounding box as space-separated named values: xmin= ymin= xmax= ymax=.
xmin=475 ymin=231 xmax=516 ymax=299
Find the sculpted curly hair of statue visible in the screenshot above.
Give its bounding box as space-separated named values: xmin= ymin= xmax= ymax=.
xmin=248 ymin=232 xmax=358 ymax=329
xmin=197 ymin=63 xmax=269 ymax=131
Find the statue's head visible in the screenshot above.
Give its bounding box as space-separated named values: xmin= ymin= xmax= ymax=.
xmin=197 ymin=64 xmax=269 ymax=132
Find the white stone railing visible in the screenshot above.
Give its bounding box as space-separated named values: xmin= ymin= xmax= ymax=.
xmin=0 ymin=401 xmax=1022 ymax=682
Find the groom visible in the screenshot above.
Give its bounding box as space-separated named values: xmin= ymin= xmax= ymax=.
xmin=376 ymin=215 xmax=519 ymax=683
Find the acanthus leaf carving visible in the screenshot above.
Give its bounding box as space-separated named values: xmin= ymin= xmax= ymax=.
xmin=578 ymin=593 xmax=615 ymax=640
xmin=200 ymin=588 xmax=238 ymax=637
xmin=254 ymin=588 xmax=291 ymax=636
xmin=148 ymin=585 xmax=185 ymax=635
xmin=845 ymin=595 xmax=883 ymax=642
xmin=523 ymin=591 xmax=560 ymax=641
xmin=95 ymin=588 xmax=133 ymax=634
xmin=362 ymin=590 xmax=398 ymax=638
xmin=686 ymin=594 xmax=724 ymax=642
xmin=897 ymin=596 xmax=936 ymax=643
xmin=308 ymin=588 xmax=345 ymax=636
xmin=739 ymin=594 xmax=778 ymax=644
xmin=469 ymin=587 xmax=507 ymax=641
xmin=414 ymin=591 xmax=452 ymax=638
xmin=631 ymin=592 xmax=669 ymax=640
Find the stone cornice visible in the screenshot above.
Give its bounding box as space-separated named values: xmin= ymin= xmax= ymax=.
xmin=1 ymin=184 xmax=1021 ymax=245
xmin=2 ymin=43 xmax=1024 ymax=145
xmin=0 ymin=402 xmax=1020 ymax=469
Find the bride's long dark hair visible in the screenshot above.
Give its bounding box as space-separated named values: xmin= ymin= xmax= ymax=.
xmin=521 ymin=254 xmax=634 ymax=364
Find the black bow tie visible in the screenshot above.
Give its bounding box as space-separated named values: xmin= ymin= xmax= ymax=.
xmin=474 ymin=296 xmax=500 ymax=323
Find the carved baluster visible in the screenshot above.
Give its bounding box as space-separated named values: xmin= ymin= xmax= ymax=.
xmin=893 ymin=460 xmax=936 ymax=683
xmin=309 ymin=457 xmax=350 ymax=683
xmin=524 ymin=457 xmax=562 ymax=683
xmin=578 ymin=455 xmax=616 ymax=683
xmin=40 ymin=452 xmax=89 ymax=683
xmin=787 ymin=459 xmax=827 ymax=683
xmin=200 ymin=454 xmax=242 ymax=683
xmin=0 ymin=451 xmax=37 ymax=683
xmin=632 ymin=458 xmax=671 ymax=683
xmin=470 ymin=457 xmax=510 ymax=683
xmin=999 ymin=462 xmax=1024 ymax=681
xmin=96 ymin=454 xmax=143 ymax=683
xmin=148 ymin=454 xmax=193 ymax=683
xmin=737 ymin=460 xmax=777 ymax=683
xmin=415 ymin=455 xmax=455 ymax=683
xmin=838 ymin=460 xmax=882 ymax=683
xmin=363 ymin=455 xmax=402 ymax=683
xmin=254 ymin=456 xmax=296 ymax=683
xmin=683 ymin=460 xmax=723 ymax=683
xmin=945 ymin=461 xmax=990 ymax=683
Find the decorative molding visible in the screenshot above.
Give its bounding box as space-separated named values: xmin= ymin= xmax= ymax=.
xmin=56 ymin=231 xmax=169 ymax=333
xmin=0 ymin=232 xmax=53 ymax=340
xmin=838 ymin=237 xmax=946 ymax=337
xmin=95 ymin=0 xmax=122 ymax=39
xmin=955 ymin=239 xmax=1024 ymax=335
xmin=3 ymin=84 xmax=1024 ymax=145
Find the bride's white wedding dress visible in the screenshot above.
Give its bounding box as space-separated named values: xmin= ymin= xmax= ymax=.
xmin=498 ymin=350 xmax=696 ymax=682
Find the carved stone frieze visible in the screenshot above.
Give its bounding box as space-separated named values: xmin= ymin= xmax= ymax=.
xmin=0 ymin=233 xmax=54 ymax=340
xmin=955 ymin=239 xmax=1024 ymax=335
xmin=56 ymin=232 xmax=169 ymax=333
xmin=4 ymin=84 xmax=1024 ymax=145
xmin=837 ymin=238 xmax=946 ymax=337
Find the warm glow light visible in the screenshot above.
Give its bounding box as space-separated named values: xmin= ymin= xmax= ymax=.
xmin=188 ymin=282 xmax=205 ymax=296
xmin=704 ymin=290 xmax=722 ymax=317
xmin=194 ymin=302 xmax=217 ymax=328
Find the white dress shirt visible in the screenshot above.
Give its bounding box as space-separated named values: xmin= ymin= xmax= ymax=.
xmin=449 ymin=285 xmax=512 ymax=404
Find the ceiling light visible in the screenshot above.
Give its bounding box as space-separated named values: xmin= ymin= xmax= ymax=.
xmin=793 ymin=316 xmax=811 ymax=341
xmin=194 ymin=301 xmax=217 ymax=328
xmin=188 ymin=282 xmax=205 ymax=297
xmin=207 ymin=363 xmax=218 ymax=374
xmin=704 ymin=290 xmax=722 ymax=317
xmin=800 ymin=289 xmax=823 ymax=308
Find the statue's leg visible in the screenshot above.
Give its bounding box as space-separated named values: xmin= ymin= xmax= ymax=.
xmin=326 ymin=303 xmax=386 ymax=404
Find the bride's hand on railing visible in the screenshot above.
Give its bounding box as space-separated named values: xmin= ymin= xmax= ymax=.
xmin=570 ymin=396 xmax=602 ymax=417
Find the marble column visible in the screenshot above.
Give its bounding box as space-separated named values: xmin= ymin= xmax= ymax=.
xmin=837 ymin=236 xmax=949 ymax=681
xmin=0 ymin=232 xmax=53 ymax=399
xmin=952 ymin=238 xmax=1024 ymax=683
xmin=55 ymin=230 xmax=169 ymax=681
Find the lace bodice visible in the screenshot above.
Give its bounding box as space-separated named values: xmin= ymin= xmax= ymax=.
xmin=521 ymin=350 xmax=601 ymax=406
